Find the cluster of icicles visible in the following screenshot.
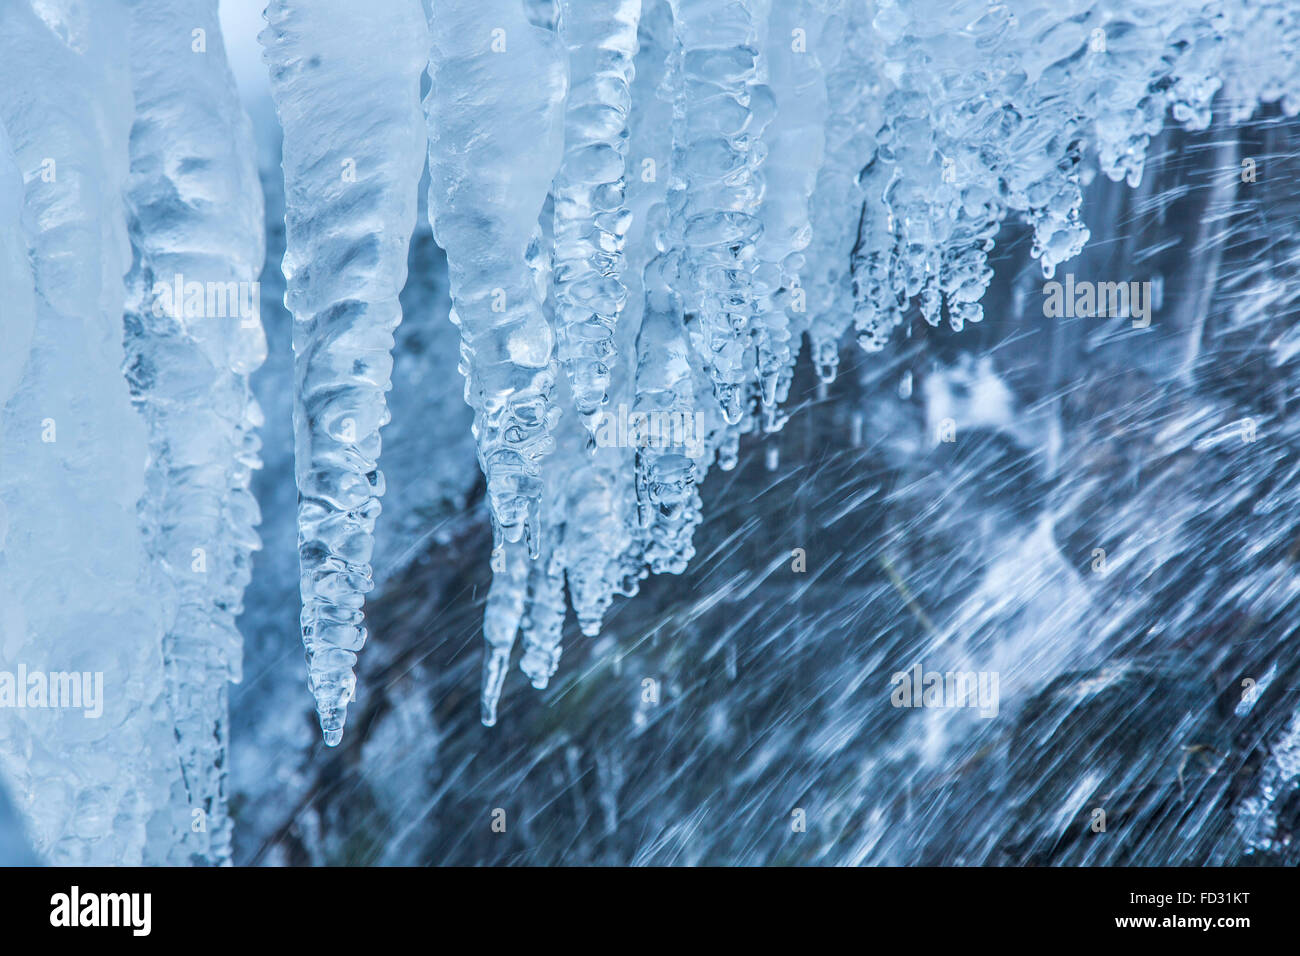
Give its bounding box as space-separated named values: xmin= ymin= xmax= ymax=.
xmin=266 ymin=0 xmax=1300 ymax=744
xmin=2 ymin=0 xmax=1299 ymax=866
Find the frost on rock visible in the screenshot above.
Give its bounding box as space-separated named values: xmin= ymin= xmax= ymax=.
xmin=122 ymin=0 xmax=266 ymax=863
xmin=261 ymin=0 xmax=429 ymax=745
xmin=0 ymin=0 xmax=176 ymax=865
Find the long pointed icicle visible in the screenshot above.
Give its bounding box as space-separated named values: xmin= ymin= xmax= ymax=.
xmin=547 ymin=0 xmax=642 ymax=640
xmin=751 ymin=0 xmax=828 ymax=429
xmin=806 ymin=1 xmax=876 ymax=380
xmin=666 ymin=0 xmax=771 ymax=425
xmin=261 ymin=0 xmax=429 ymax=746
xmin=425 ymin=0 xmax=568 ymax=559
xmin=122 ymin=0 xmax=266 ymax=863
xmin=425 ymin=0 xmax=568 ymax=722
xmin=481 ymin=540 xmax=530 ymax=727
xmin=635 ymin=246 xmax=702 ymax=573
xmin=519 ymin=526 xmax=568 ymax=689
xmin=552 ymin=0 xmax=641 ymax=425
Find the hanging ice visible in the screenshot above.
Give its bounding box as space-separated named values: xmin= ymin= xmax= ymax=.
xmin=424 ymin=0 xmax=568 ymax=559
xmin=665 ymin=0 xmax=771 ymax=426
xmin=634 ymin=249 xmax=704 ymax=573
xmin=750 ymin=0 xmax=829 ymax=426
xmin=806 ymin=0 xmax=876 ymax=380
xmin=122 ymin=0 xmax=266 ymax=862
xmin=552 ymin=0 xmax=641 ymax=425
xmin=0 ymin=0 xmax=175 ymax=864
xmin=424 ymin=0 xmax=568 ymax=720
xmin=261 ymin=0 xmax=429 ymax=745
xmin=480 ymin=539 xmax=530 ymax=727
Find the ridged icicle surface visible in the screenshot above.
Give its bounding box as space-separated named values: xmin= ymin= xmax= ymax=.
xmin=261 ymin=0 xmax=429 ymax=745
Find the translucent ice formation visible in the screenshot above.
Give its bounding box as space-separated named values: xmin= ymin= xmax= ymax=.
xmin=123 ymin=0 xmax=266 ymax=862
xmin=261 ymin=0 xmax=429 ymax=745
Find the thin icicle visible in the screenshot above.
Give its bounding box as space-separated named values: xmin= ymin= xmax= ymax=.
xmin=805 ymin=0 xmax=876 ymax=380
xmin=481 ymin=540 xmax=530 ymax=726
xmin=261 ymin=0 xmax=429 ymax=746
xmin=553 ymin=0 xmax=641 ymax=425
xmin=635 ymin=246 xmax=702 ymax=573
xmin=520 ymin=533 xmax=569 ymax=689
xmin=666 ymin=0 xmax=772 ymax=425
xmin=751 ymin=0 xmax=829 ymax=429
xmin=122 ymin=0 xmax=266 ymax=863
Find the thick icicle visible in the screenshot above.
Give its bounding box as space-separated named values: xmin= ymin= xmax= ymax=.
xmin=0 ymin=0 xmax=176 ymax=864
xmin=425 ymin=0 xmax=568 ymax=720
xmin=553 ymin=0 xmax=641 ymax=424
xmin=261 ymin=0 xmax=429 ymax=745
xmin=122 ymin=0 xmax=266 ymax=864
xmin=622 ymin=1 xmax=705 ymax=576
xmin=424 ymin=0 xmax=568 ymax=557
xmin=635 ymin=247 xmax=703 ymax=573
xmin=0 ymin=134 xmax=35 ymax=416
xmin=666 ymin=0 xmax=772 ymax=425
xmin=545 ymin=0 xmax=643 ymax=635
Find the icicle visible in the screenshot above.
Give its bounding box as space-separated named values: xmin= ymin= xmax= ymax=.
xmin=628 ymin=11 xmax=706 ymax=568
xmin=564 ymin=454 xmax=634 ymax=633
xmin=806 ymin=0 xmax=876 ymax=380
xmin=519 ymin=534 xmax=569 ymax=689
xmin=751 ymin=0 xmax=829 ymax=427
xmin=261 ymin=0 xmax=429 ymax=746
xmin=0 ymin=0 xmax=174 ymax=864
xmin=665 ymin=0 xmax=772 ymax=425
xmin=0 ymin=135 xmax=34 ymax=415
xmin=634 ymin=247 xmax=703 ymax=573
xmin=122 ymin=0 xmax=266 ymax=863
xmin=552 ymin=0 xmax=641 ymax=425
xmin=603 ymin=0 xmax=676 ymax=601
xmin=481 ymin=540 xmax=530 ymax=726
xmin=424 ymin=0 xmax=568 ymax=558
